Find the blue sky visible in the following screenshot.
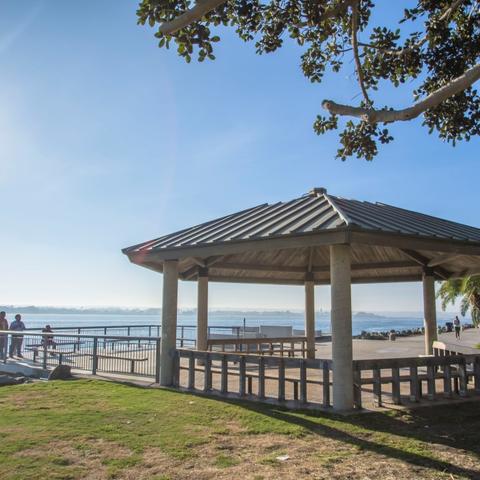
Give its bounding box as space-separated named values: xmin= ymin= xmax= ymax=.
xmin=1 ymin=1 xmax=478 ymax=313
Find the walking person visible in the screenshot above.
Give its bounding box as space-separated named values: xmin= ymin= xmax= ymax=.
xmin=9 ymin=314 xmax=26 ymax=358
xmin=0 ymin=311 xmax=8 ymax=360
xmin=453 ymin=315 xmax=461 ymax=340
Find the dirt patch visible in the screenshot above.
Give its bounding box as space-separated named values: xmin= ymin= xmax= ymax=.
xmin=15 ymin=439 xmax=134 ymax=479
xmin=118 ymin=430 xmax=480 ymax=480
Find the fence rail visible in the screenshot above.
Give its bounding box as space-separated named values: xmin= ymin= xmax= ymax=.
xmin=2 ymin=330 xmax=480 ymax=411
xmin=353 ymin=355 xmax=480 ymax=408
xmin=174 ymin=348 xmax=480 ymax=409
xmin=207 ymin=336 xmax=308 ymax=357
xmin=175 ymin=348 xmax=332 ymax=406
xmin=0 ymin=330 xmax=161 ymax=381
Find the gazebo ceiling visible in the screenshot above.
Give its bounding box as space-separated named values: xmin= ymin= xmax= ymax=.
xmin=123 ymin=188 xmax=480 ymax=284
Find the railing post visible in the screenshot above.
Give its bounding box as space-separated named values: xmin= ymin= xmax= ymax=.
xmin=391 ymin=367 xmax=401 ymax=405
xmin=474 ymin=357 xmax=480 ymax=393
xmin=458 ymin=358 xmax=467 ymax=397
xmin=409 ymin=366 xmax=419 ymax=402
xmin=188 ymin=351 xmax=195 ymax=390
xmin=300 ymin=359 xmax=307 ymax=404
xmin=258 ymin=356 xmax=265 ymax=400
xmin=173 ymin=350 xmax=180 ymax=387
xmin=42 ymin=336 xmax=48 ymax=370
xmin=443 ymin=363 xmax=452 ymax=398
xmin=204 ymin=353 xmax=211 ymax=392
xmin=278 ymin=358 xmax=285 ymax=402
xmin=92 ymin=337 xmax=98 ymax=375
xmin=427 ymin=365 xmax=436 ymax=400
xmin=155 ymin=338 xmax=161 ymax=384
xmin=373 ymin=367 xmax=382 ymax=407
xmin=353 ymin=364 xmax=362 ymax=409
xmin=221 ymin=355 xmax=228 ymax=394
xmin=239 ymin=356 xmax=246 ymax=396
xmin=322 ymin=361 xmax=330 ymax=408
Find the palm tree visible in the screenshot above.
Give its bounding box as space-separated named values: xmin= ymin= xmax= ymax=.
xmin=437 ymin=277 xmax=480 ymax=327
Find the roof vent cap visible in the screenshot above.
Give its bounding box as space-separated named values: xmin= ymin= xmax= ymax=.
xmin=309 ymin=187 xmax=327 ymax=196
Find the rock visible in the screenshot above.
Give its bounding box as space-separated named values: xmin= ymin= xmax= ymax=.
xmin=48 ymin=365 xmax=72 ymax=380
xmin=0 ymin=374 xmax=26 ymax=386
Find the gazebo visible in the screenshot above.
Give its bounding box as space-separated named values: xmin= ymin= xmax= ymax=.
xmin=123 ymin=188 xmax=480 ymax=410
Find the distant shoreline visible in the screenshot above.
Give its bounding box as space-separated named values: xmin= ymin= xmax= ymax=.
xmin=0 ymin=305 xmax=464 ymax=321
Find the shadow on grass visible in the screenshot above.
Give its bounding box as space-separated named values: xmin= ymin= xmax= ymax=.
xmin=171 ymin=388 xmax=480 ymax=479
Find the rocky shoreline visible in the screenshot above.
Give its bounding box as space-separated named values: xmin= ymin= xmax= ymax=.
xmin=355 ymin=323 xmax=476 ymax=340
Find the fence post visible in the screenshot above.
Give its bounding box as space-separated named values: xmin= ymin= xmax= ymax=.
xmin=188 ymin=351 xmax=195 ymax=390
xmin=474 ymin=357 xmax=480 ymax=393
xmin=458 ymin=358 xmax=467 ymax=397
xmin=173 ymin=350 xmax=180 ymax=387
xmin=204 ymin=353 xmax=211 ymax=392
xmin=353 ymin=365 xmax=362 ymax=409
xmin=221 ymin=355 xmax=228 ymax=394
xmin=409 ymin=366 xmax=419 ymax=402
xmin=391 ymin=367 xmax=401 ymax=405
xmin=300 ymin=359 xmax=307 ymax=404
xmin=322 ymin=361 xmax=330 ymax=408
xmin=239 ymin=356 xmax=246 ymax=396
xmin=92 ymin=337 xmax=98 ymax=375
xmin=427 ymin=365 xmax=436 ymax=400
xmin=278 ymin=358 xmax=285 ymax=402
xmin=42 ymin=337 xmax=48 ymax=370
xmin=258 ymin=356 xmax=265 ymax=400
xmin=155 ymin=338 xmax=161 ymax=384
xmin=443 ymin=363 xmax=452 ymax=398
xmin=373 ymin=367 xmax=382 ymax=407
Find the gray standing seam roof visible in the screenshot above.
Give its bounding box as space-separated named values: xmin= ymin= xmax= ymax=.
xmin=123 ymin=189 xmax=480 ymax=254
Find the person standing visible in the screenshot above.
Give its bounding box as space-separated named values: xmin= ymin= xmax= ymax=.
xmin=9 ymin=314 xmax=26 ymax=358
xmin=453 ymin=315 xmax=461 ymax=340
xmin=0 ymin=312 xmax=8 ymax=360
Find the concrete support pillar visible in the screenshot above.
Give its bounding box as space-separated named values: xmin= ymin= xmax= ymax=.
xmin=304 ymin=274 xmax=315 ymax=359
xmin=423 ymin=270 xmax=437 ymax=355
xmin=330 ymin=244 xmax=353 ymax=411
xmin=160 ymin=259 xmax=178 ymax=386
xmin=197 ymin=268 xmax=209 ymax=353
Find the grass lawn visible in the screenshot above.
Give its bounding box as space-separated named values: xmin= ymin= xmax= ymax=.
xmin=0 ymin=379 xmax=479 ymax=479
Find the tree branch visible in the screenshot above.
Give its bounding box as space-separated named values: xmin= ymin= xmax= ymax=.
xmin=159 ymin=0 xmax=227 ymax=35
xmin=322 ymin=62 xmax=480 ymax=123
xmin=161 ymin=0 xmax=357 ymax=35
xmin=356 ymin=0 xmax=466 ymax=57
xmin=351 ymin=0 xmax=371 ymax=105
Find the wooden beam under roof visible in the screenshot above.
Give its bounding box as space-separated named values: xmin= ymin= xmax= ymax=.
xmin=427 ymin=253 xmax=462 ymax=267
xmin=201 ymin=274 xmax=423 ymax=286
xmin=210 ymin=260 xmax=419 ymax=274
xmin=400 ymin=249 xmax=451 ymax=280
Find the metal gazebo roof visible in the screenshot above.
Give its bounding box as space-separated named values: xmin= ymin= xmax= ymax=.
xmin=123 ymin=188 xmax=480 ymax=285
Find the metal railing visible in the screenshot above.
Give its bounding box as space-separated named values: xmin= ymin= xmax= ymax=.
xmin=22 ymin=324 xmax=251 ymax=349
xmin=0 ymin=330 xmax=161 ymax=381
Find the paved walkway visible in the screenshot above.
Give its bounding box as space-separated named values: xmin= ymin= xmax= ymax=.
xmin=316 ymin=328 xmax=480 ymax=360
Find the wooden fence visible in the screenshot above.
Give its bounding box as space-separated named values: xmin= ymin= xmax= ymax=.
xmin=207 ymin=336 xmax=308 ymax=357
xmin=174 ymin=348 xmax=480 ymax=409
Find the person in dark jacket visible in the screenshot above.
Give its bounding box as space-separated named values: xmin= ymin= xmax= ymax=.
xmin=9 ymin=314 xmax=26 ymax=358
xmin=0 ymin=311 xmax=8 ymax=359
